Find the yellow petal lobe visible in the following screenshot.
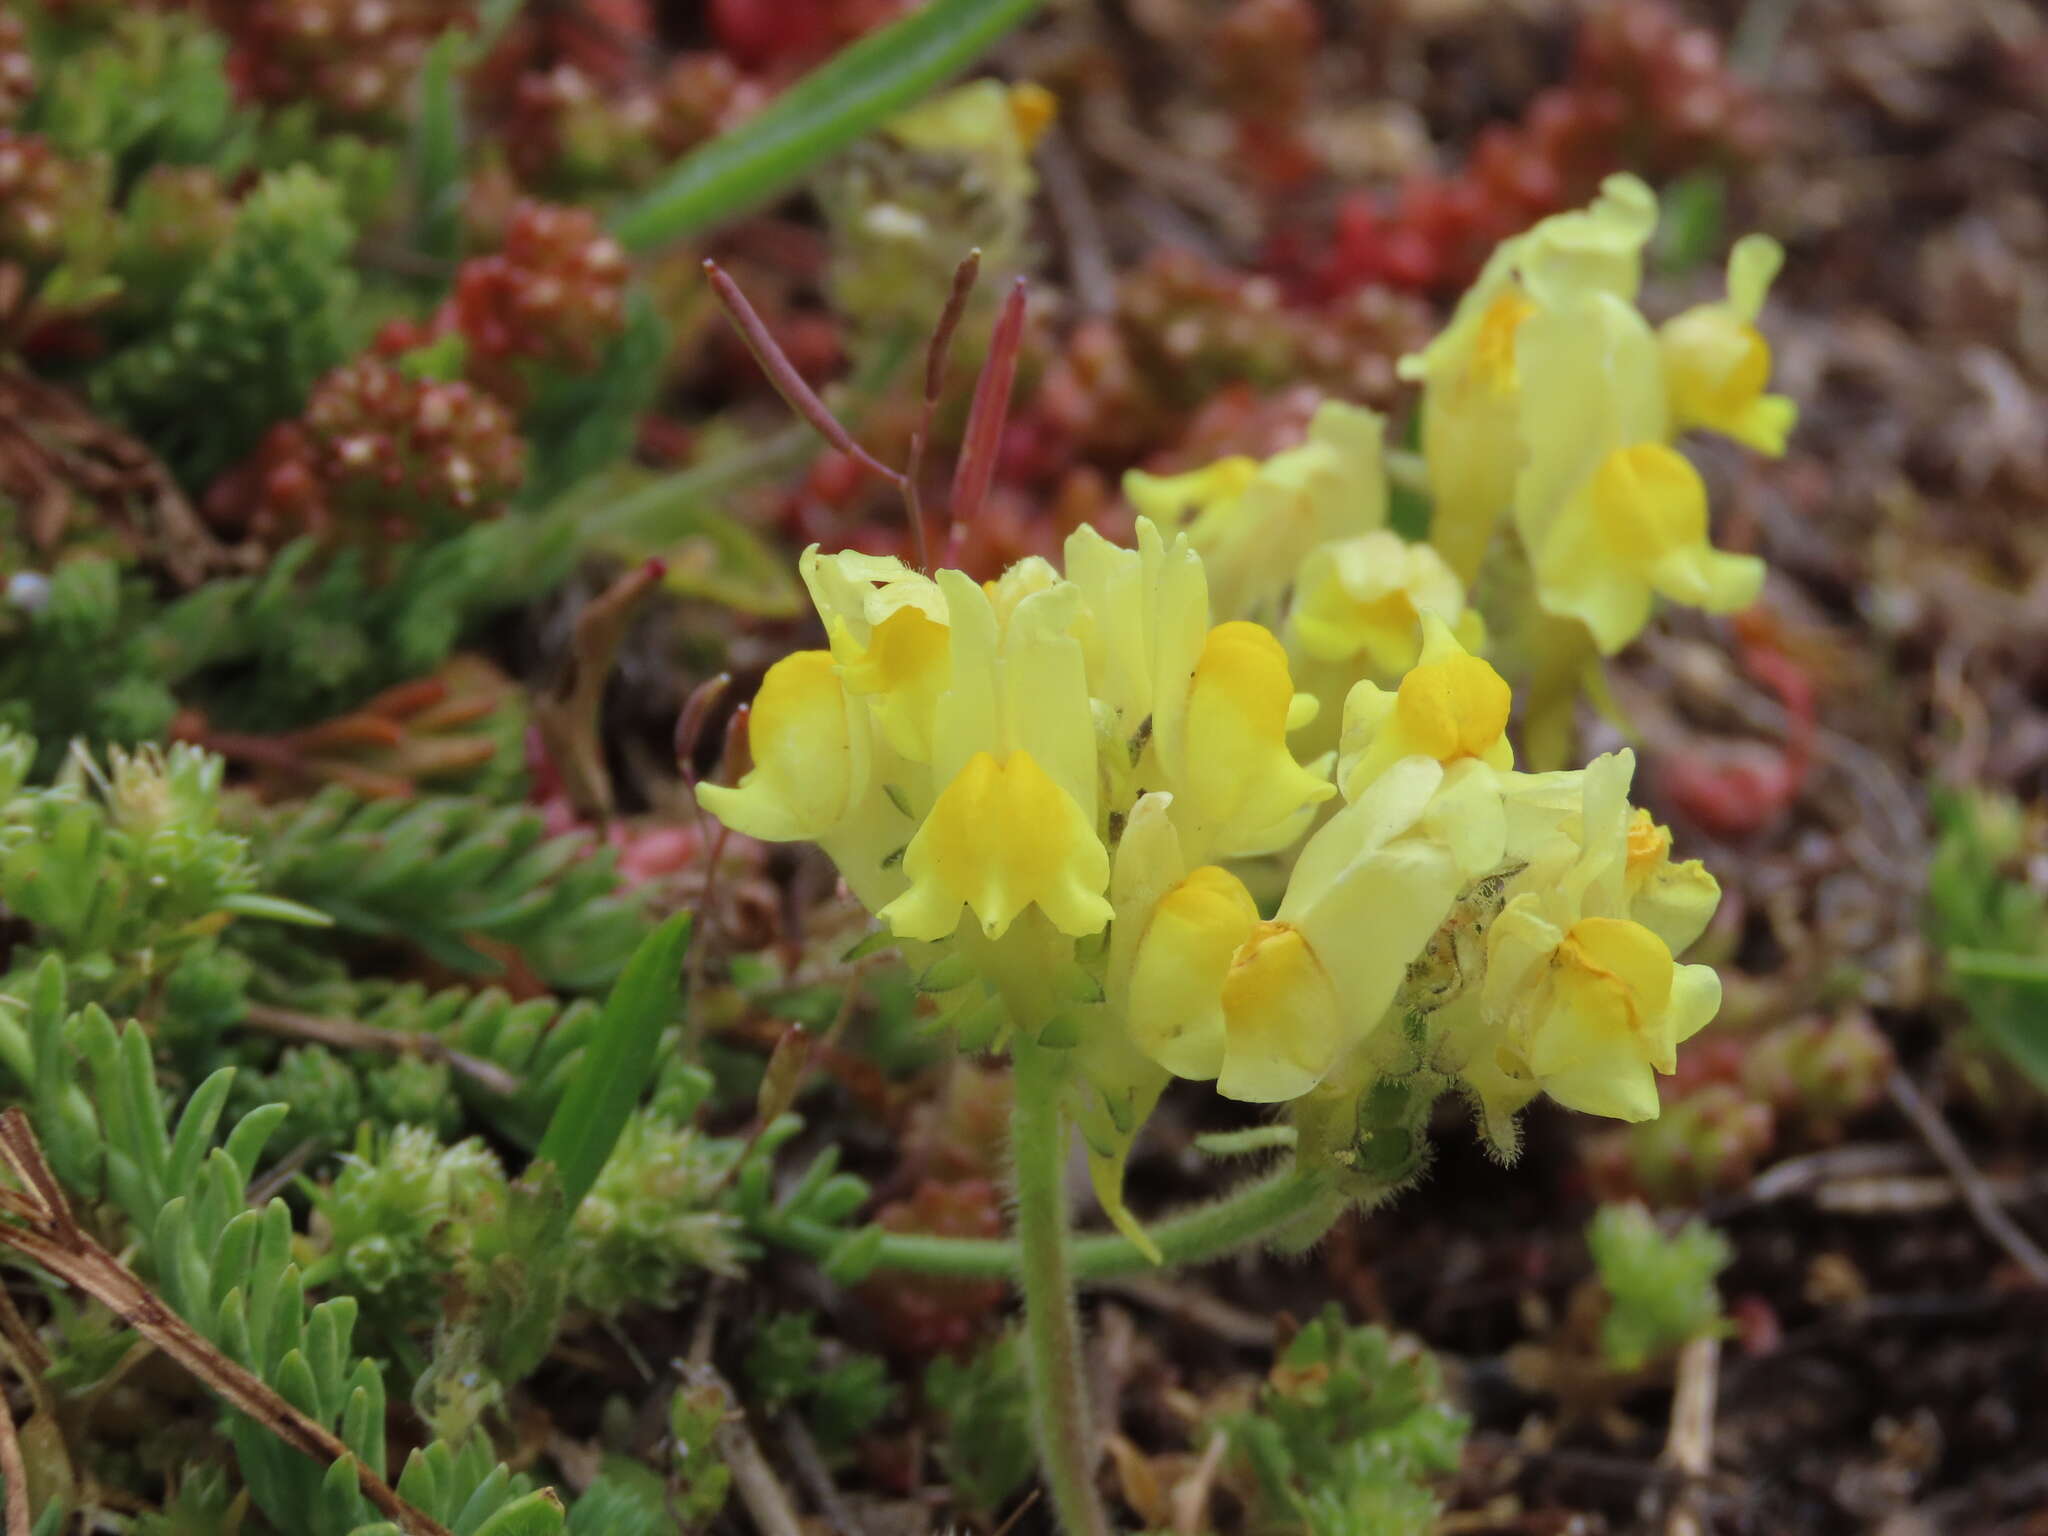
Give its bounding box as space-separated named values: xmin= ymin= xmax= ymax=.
xmin=1394 ymin=653 xmax=1512 ymax=765
xmin=1589 ymin=442 xmax=1709 ymax=570
xmin=1216 ymin=921 xmax=1344 ymax=1103
xmin=1660 ymin=233 xmax=1796 ymax=455
xmin=836 ymin=604 xmax=950 ymax=761
xmin=1472 ymin=290 xmax=1536 ymax=394
xmin=1624 ymin=808 xmax=1672 ymax=876
xmin=1523 ymin=916 xmax=1679 ymax=1120
xmin=879 ymin=750 xmax=1112 ymax=942
xmin=1181 ymin=621 xmax=1334 ymax=853
xmin=696 ymin=651 xmax=860 ymax=842
xmin=1127 ymin=865 xmax=1260 ymax=1081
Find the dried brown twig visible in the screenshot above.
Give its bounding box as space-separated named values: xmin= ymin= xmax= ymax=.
xmin=1886 ymin=1070 xmax=2048 ymax=1287
xmin=0 ymin=1110 xmax=456 ymax=1536
xmin=679 ymin=1361 xmax=804 ymax=1536
xmin=775 ymin=1410 xmax=857 ymax=1536
xmin=0 ymin=370 xmax=239 ymax=591
xmin=533 ymin=557 xmax=670 ymax=824
xmin=1661 ymin=1335 xmax=1721 ymax=1536
xmin=0 ymin=1357 xmax=30 ymax=1536
xmin=241 ymin=1002 xmax=523 ymax=1097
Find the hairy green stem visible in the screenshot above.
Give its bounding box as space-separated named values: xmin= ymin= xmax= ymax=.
xmin=764 ymin=1163 xmax=1336 ymax=1281
xmin=1010 ymin=1040 xmax=1111 ymax=1536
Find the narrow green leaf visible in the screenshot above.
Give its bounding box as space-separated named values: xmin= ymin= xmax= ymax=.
xmin=341 ymin=1364 xmax=387 ymax=1478
xmin=222 ymin=1104 xmax=290 ymax=1187
xmin=211 ymin=1210 xmax=262 ymax=1314
xmin=917 ymin=952 xmax=975 ymax=994
xmin=842 ymin=928 xmax=898 ymax=963
xmin=452 ymin=1465 xmax=515 ymax=1530
xmin=165 ymin=1068 xmax=236 ymax=1197
xmin=533 ymin=912 xmax=692 ymax=1213
xmin=217 ymin=892 xmax=335 ymax=927
xmin=394 ymin=1444 xmax=444 ymax=1512
xmin=469 ymin=1488 xmax=567 ymax=1536
xmin=412 ymin=30 xmax=466 ymax=264
xmin=315 ymin=1453 xmax=370 ymax=1531
xmin=610 ymin=0 xmax=1046 ymax=250
xmin=1950 ymin=948 xmax=2048 ymax=986
xmin=271 ymin=1348 xmax=321 ymax=1421
xmin=306 ymin=1296 xmax=358 ymax=1421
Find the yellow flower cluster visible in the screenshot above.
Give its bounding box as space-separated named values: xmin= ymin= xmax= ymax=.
xmin=699 ymin=512 xmax=1726 ymax=1236
xmin=1129 ymin=175 xmax=1792 ymax=765
xmin=688 ymin=175 xmax=1785 ymax=1243
xmin=1401 ymin=173 xmax=1792 ymax=655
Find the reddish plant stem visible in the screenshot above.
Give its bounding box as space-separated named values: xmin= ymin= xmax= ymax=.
xmin=947 ymin=278 xmax=1027 ymax=565
xmin=702 ymin=259 xmax=903 ymax=488
xmin=902 ymin=249 xmax=983 ymax=571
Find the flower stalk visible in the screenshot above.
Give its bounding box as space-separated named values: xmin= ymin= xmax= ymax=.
xmin=1009 ymin=1038 xmax=1112 ymax=1536
xmin=760 ymin=1163 xmax=1337 ymax=1282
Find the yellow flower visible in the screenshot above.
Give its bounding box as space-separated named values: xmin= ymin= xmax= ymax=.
xmin=1124 ymin=402 xmax=1387 ymax=621
xmin=1512 ymin=294 xmax=1764 ymax=655
xmin=1067 ymin=520 xmax=1329 ymax=862
xmin=1399 ymin=175 xmax=1659 ymax=583
xmin=1283 ymin=531 xmax=1485 ymax=763
xmin=1122 ymin=456 xmax=1258 ymax=532
xmin=1539 ymin=918 xmax=1702 ymax=1115
xmin=1460 ymin=752 xmax=1721 ymax=1124
xmin=803 ymin=548 xmax=951 ymax=762
xmin=878 ymin=568 xmax=1110 ymax=944
xmin=983 ymin=554 xmax=1062 ymax=625
xmin=1126 ymin=863 xmax=1265 ymax=1082
xmin=1169 ymin=621 xmax=1335 ymax=858
xmin=1127 ymin=757 xmax=1472 ymax=1102
xmin=1623 ymin=808 xmax=1722 ymax=954
xmin=695 ymin=639 xmax=920 ymax=916
xmin=1338 ymin=613 xmax=1513 ymax=802
xmin=1286 ymin=530 xmax=1475 ymax=678
xmin=886 ymin=78 xmax=1052 ymax=200
xmin=1661 ymin=234 xmax=1797 ymax=455
xmin=1062 ymin=518 xmax=1206 ymax=747
xmin=697 ymin=650 xmax=870 ymax=843
xmin=837 ymin=605 xmax=950 ymax=759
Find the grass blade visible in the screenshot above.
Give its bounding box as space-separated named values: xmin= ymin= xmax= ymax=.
xmin=609 ymin=0 xmax=1046 ymax=250
xmin=411 ymin=31 xmax=466 ymax=265
xmin=533 ymin=912 xmax=692 ymax=1210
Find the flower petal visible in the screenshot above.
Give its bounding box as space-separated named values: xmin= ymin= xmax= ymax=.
xmin=697 ymin=650 xmax=867 ymax=842
xmin=880 ymin=750 xmax=1112 ymax=941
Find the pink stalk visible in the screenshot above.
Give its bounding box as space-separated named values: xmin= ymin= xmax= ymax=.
xmin=702 ymin=260 xmax=903 ymax=488
xmin=945 ymin=277 xmax=1028 ymax=565
xmin=903 ymin=249 xmax=983 ymax=571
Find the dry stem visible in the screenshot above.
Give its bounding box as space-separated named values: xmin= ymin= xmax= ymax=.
xmin=0 ymin=1360 xmax=30 ymax=1536
xmin=241 ymin=1002 xmax=522 ymax=1097
xmin=0 ymin=1109 xmax=454 ymax=1536
xmin=1661 ymin=1334 xmax=1720 ymax=1536
xmin=680 ymin=1362 xmax=805 ymax=1536
xmin=1886 ymin=1069 xmax=2048 ymax=1286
